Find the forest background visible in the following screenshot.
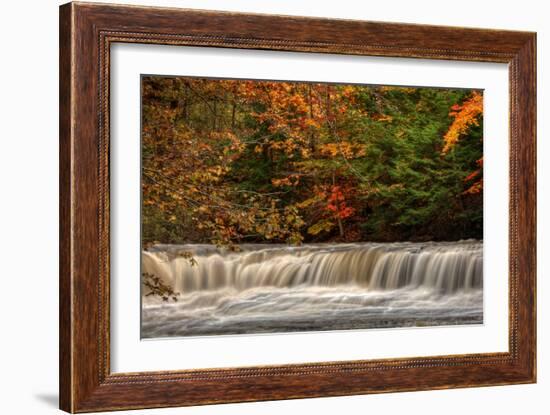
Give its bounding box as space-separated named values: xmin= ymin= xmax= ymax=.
xmin=141 ymin=76 xmax=484 ymax=247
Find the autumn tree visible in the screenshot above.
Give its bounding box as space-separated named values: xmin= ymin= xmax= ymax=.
xmin=442 ymin=91 xmax=484 ymax=195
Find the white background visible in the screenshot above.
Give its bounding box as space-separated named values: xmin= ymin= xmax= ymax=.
xmin=111 ymin=45 xmax=509 ymax=372
xmin=0 ymin=0 xmax=547 ymax=414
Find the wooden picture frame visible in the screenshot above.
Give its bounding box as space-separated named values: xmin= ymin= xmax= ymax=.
xmin=59 ymin=2 xmax=536 ymax=412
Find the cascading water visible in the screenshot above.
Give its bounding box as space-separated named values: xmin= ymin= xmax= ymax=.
xmin=141 ymin=241 xmax=483 ymax=338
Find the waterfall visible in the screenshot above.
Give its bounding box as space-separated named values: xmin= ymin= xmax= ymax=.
xmin=141 ymin=241 xmax=483 ymax=337
xmin=142 ymin=241 xmax=482 ymax=295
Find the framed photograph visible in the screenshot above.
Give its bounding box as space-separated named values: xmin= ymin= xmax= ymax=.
xmin=59 ymin=2 xmax=536 ymax=412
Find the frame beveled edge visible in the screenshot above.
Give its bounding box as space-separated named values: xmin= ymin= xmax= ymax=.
xmin=59 ymin=2 xmax=536 ymax=413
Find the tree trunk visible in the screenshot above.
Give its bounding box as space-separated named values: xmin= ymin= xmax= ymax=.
xmin=212 ymin=99 xmax=217 ymax=131
xmin=332 ymin=171 xmax=344 ymax=238
xmin=231 ymin=100 xmax=236 ymax=129
xmin=308 ymin=84 xmax=316 ymax=152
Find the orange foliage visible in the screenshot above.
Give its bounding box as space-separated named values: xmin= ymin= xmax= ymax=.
xmin=462 ymin=158 xmax=483 ymax=195
xmin=442 ymin=91 xmax=483 ymax=154
xmin=442 ymin=92 xmax=484 ymax=194
xmin=318 ymin=142 xmax=367 ymax=158
xmin=271 ymin=175 xmax=301 ymax=187
xmin=463 ymin=179 xmax=483 ymax=195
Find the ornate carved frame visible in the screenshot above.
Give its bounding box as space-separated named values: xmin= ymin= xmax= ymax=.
xmin=59 ymin=2 xmax=536 ymax=412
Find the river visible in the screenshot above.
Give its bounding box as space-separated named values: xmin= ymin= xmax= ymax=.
xmin=141 ymin=241 xmax=483 ymax=338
